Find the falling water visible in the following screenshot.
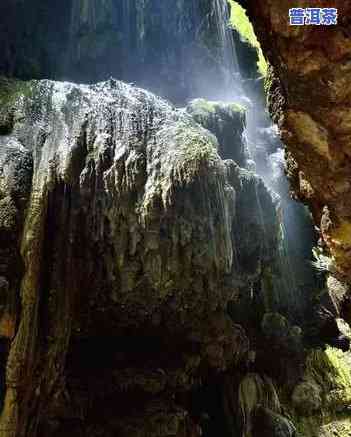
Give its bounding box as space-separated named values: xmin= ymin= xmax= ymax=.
xmin=68 ymin=0 xmax=98 ymax=65
xmin=64 ymin=0 xmax=315 ymax=317
xmin=253 ymin=179 xmax=269 ymax=253
xmin=212 ymin=0 xmax=242 ymax=96
xmin=212 ymin=0 xmax=317 ymax=318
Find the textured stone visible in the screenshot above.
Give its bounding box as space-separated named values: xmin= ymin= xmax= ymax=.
xmin=292 ymin=381 xmax=323 ymax=416
xmin=252 ymin=406 xmax=296 ymax=437
xmin=240 ymin=0 xmax=351 ymax=284
xmin=238 ymin=372 xmax=281 ymax=437
xmin=186 ymin=99 xmax=247 ymax=166
xmin=0 ymin=79 xmax=253 ymax=436
xmin=1 ymin=2 xmax=351 ymax=436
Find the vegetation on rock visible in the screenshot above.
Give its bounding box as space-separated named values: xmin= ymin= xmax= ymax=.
xmin=228 ymin=1 xmax=267 ymax=76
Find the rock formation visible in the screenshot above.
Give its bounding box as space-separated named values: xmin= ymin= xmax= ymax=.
xmin=236 ymin=1 xmax=351 ymax=434
xmin=239 ymin=0 xmax=351 ymax=282
xmin=0 ymin=77 xmax=259 ymax=436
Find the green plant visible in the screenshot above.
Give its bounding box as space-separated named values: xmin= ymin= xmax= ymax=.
xmin=311 ymin=246 xmax=333 ymax=273
xmin=0 ymin=77 xmax=32 ymax=106
xmin=306 ymin=348 xmax=351 ymax=410
xmin=228 ymin=1 xmax=268 ymax=76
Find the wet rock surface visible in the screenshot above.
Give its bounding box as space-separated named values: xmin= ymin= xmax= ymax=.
xmin=0 ymin=77 xmax=314 ymax=437
xmin=240 ymin=0 xmax=351 ymax=282
xmin=186 ymin=99 xmax=247 ymax=166
xmin=238 ymin=1 xmax=351 ymax=434
xmin=0 ymin=79 xmax=262 ymax=437
xmin=0 ymin=76 xmax=350 ymax=436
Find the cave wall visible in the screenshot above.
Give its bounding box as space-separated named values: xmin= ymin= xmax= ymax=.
xmin=231 ymin=5 xmax=351 ymax=433
xmin=238 ymin=0 xmax=351 ymax=285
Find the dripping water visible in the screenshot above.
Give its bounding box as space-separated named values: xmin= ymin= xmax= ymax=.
xmin=212 ymin=0 xmax=242 ymax=97
xmin=211 ymin=0 xmax=317 ymax=318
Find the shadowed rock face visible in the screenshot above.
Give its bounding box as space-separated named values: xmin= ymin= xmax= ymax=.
xmin=0 ymin=79 xmax=259 ymax=437
xmin=252 ymin=406 xmax=296 ymax=437
xmin=0 ymin=76 xmax=302 ymax=437
xmin=187 ymin=99 xmax=248 ymax=166
xmin=238 ymin=0 xmax=351 ymax=283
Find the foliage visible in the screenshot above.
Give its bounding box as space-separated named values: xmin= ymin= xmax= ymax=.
xmin=311 ymin=246 xmax=333 ymax=273
xmin=0 ymin=77 xmax=31 ymax=106
xmin=288 ymin=347 xmax=351 ymax=436
xmin=189 ymin=98 xmax=245 ymax=117
xmin=305 ymin=347 xmax=351 ymax=410
xmin=228 ymin=0 xmax=268 ymax=76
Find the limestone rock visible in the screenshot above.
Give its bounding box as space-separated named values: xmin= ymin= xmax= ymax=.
xmin=0 ymin=78 xmax=252 ymax=436
xmin=291 ymin=380 xmax=323 ymax=416
xmin=252 ymin=406 xmax=296 ymax=437
xmin=238 ymin=372 xmax=281 ymax=437
xmin=241 ymin=0 xmax=351 ymax=283
xmin=187 ymin=99 xmax=247 ymax=166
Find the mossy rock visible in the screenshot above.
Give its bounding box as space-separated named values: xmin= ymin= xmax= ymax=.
xmin=187 ymin=98 xmax=245 ymax=117
xmin=0 ymin=78 xmax=32 ymax=135
xmin=262 ymin=312 xmax=290 ymax=339
xmin=305 ymin=348 xmax=351 ymax=410
xmin=252 ymin=406 xmax=296 ymax=437
xmin=228 ymin=0 xmax=268 ymax=76
xmin=187 ymin=98 xmax=247 ymax=165
xmin=288 ymin=347 xmax=351 ymax=436
xmin=292 ymin=381 xmax=323 ymax=416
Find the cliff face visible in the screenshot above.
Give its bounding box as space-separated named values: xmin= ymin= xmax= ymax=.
xmin=235 ymin=1 xmax=351 ymax=434
xmin=239 ymin=1 xmax=351 ymax=284
xmin=0 ymin=79 xmax=289 ymax=437
xmin=1 ymin=78 xmax=349 ymax=437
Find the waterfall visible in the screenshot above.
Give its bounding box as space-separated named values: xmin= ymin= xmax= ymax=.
xmin=212 ymin=0 xmax=242 ymax=97
xmin=211 ymin=0 xmax=317 ymax=318
xmin=63 ymin=0 xmax=317 ymax=318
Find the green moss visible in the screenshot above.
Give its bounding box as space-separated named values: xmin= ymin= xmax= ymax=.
xmin=228 ymin=1 xmax=268 ymax=76
xmin=157 ymin=119 xmax=220 ymax=191
xmin=305 ymin=348 xmax=351 ymax=408
xmin=0 ymin=77 xmax=32 ymax=106
xmin=294 ymin=415 xmax=322 ymax=437
xmin=190 ymin=98 xmax=245 ymax=115
xmin=294 ymin=413 xmax=351 ymax=437
xmin=277 ymin=346 xmax=351 ymax=437
xmin=228 ymin=102 xmax=246 ymax=115
xmin=176 ymin=123 xmax=218 ymax=167
xmin=289 ymin=348 xmax=351 ymax=436
xmin=0 ymin=78 xmax=32 ymax=135
xmin=191 ymin=99 xmax=217 ymax=114
xmin=306 ymin=347 xmax=351 ymax=391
